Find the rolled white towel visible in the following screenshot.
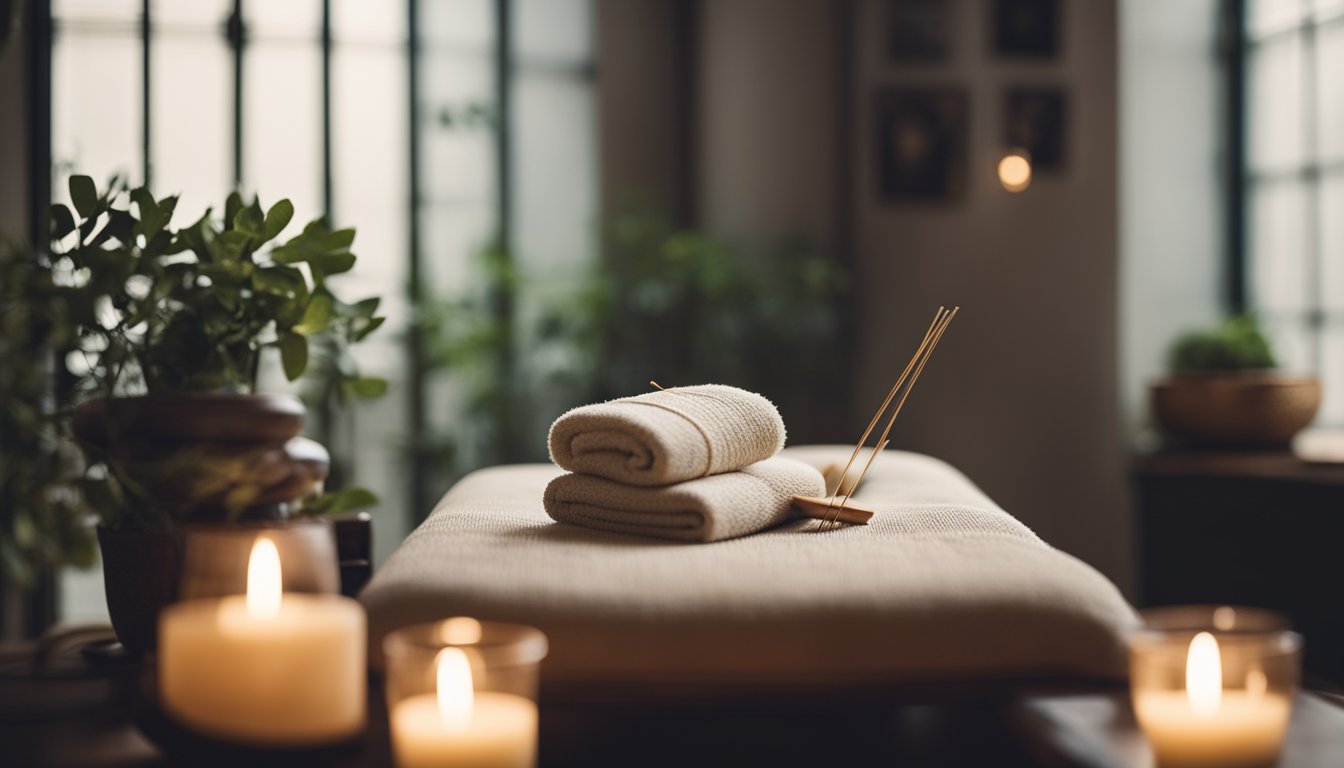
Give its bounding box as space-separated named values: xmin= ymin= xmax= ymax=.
xmin=542 ymin=456 xmax=824 ymax=542
xmin=547 ymin=384 xmax=786 ymax=486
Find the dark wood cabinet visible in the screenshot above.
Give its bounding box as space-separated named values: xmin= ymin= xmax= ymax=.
xmin=1133 ymin=450 xmax=1344 ymax=685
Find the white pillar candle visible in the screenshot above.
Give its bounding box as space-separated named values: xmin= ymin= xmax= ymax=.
xmin=391 ymin=647 xmax=538 ymax=768
xmin=159 ymin=537 xmax=366 ymax=746
xmin=1133 ymin=632 xmax=1292 ymax=768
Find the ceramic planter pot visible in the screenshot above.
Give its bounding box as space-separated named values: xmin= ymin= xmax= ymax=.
xmin=75 ymin=392 xmax=334 ymax=655
xmin=1150 ymin=372 xmax=1322 ymax=447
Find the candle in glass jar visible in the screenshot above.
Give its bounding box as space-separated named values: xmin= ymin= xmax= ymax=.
xmin=391 ymin=646 xmax=537 ymax=768
xmin=159 ymin=536 xmax=366 ymax=746
xmin=1133 ymin=632 xmax=1292 ymax=768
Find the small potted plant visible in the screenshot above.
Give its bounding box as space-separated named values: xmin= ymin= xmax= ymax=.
xmin=1151 ymin=315 xmax=1321 ymax=447
xmin=45 ymin=175 xmax=385 ymax=653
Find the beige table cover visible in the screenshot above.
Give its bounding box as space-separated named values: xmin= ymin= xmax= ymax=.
xmin=361 ymin=446 xmax=1138 ymax=688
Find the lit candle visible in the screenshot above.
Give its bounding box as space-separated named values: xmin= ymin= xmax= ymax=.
xmin=159 ymin=536 xmax=366 ymax=746
xmin=390 ymin=645 xmax=538 ymax=768
xmin=1133 ymin=631 xmax=1292 ymax=768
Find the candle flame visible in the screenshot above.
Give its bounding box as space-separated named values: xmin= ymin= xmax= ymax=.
xmin=245 ymin=536 xmax=282 ymax=620
xmin=1186 ymin=631 xmax=1222 ymax=717
xmin=436 ymin=647 xmax=474 ymax=729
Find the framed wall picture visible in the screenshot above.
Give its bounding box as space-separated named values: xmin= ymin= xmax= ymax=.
xmin=992 ymin=0 xmax=1060 ymax=59
xmin=875 ymin=87 xmax=970 ymax=202
xmin=887 ymin=0 xmax=953 ymax=63
xmin=1004 ymin=87 xmax=1068 ymax=170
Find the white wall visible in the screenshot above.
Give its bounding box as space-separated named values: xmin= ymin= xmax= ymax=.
xmin=1119 ymin=0 xmax=1226 ymax=436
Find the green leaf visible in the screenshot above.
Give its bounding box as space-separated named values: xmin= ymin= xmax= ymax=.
xmin=69 ymin=175 xmax=97 ymax=218
xmin=294 ymin=293 xmax=333 ymax=335
xmin=353 ymin=315 xmax=386 ymax=341
xmin=252 ymin=264 xmax=306 ymax=297
xmin=352 ymin=297 xmax=380 ymax=317
xmin=323 ymin=228 xmax=355 ymax=253
xmin=262 ymin=199 xmax=294 ymax=241
xmin=310 ymin=251 xmax=355 ymax=276
xmin=233 ymin=199 xmax=265 ymax=239
xmin=278 ymin=331 xmax=308 ymax=380
xmin=49 ymin=204 xmax=76 ymax=240
xmin=132 ymin=187 xmax=170 ymax=238
xmin=348 ymin=376 xmax=388 ymax=399
xmin=224 ymin=191 xmax=244 ymax=230
xmin=331 ymin=487 xmax=379 ymax=511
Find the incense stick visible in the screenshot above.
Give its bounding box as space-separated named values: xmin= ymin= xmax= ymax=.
xmin=819 ymin=307 xmax=946 ymax=523
xmin=818 ymin=306 xmax=959 ymax=532
xmin=821 ymin=306 xmax=957 ymax=530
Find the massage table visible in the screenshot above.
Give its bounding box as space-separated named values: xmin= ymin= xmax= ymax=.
xmin=361 ymin=445 xmax=1136 ymax=763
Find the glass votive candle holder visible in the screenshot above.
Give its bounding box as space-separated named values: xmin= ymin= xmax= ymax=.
xmin=1129 ymin=605 xmax=1302 ymax=768
xmin=158 ymin=520 xmax=366 ymax=747
xmin=384 ymin=618 xmax=549 ymax=768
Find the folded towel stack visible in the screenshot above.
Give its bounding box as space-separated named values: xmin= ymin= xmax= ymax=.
xmin=544 ymin=385 xmax=825 ymax=542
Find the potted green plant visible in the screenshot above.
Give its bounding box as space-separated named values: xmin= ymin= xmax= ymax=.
xmin=0 ymin=235 xmax=99 ymax=638
xmin=45 ymin=175 xmax=385 ymax=653
xmin=1151 ymin=315 xmax=1320 ymax=447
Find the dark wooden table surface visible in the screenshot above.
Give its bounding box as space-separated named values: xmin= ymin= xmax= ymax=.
xmin=6 ymin=633 xmax=1344 ymax=767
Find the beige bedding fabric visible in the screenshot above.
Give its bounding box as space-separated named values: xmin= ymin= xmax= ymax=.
xmin=543 ymin=457 xmax=825 ymax=542
xmin=362 ymin=446 xmax=1139 ymax=688
xmin=547 ymin=384 xmax=786 ymax=486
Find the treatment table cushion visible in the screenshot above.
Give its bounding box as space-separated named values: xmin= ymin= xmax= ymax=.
xmin=360 ymin=446 xmax=1138 ymax=689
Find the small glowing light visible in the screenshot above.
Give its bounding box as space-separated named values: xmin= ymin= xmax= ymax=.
xmin=998 ymin=151 xmax=1032 ymax=193
xmin=246 ymin=536 xmax=282 ymax=620
xmin=435 ymin=647 xmax=475 ymax=729
xmin=1213 ymin=606 xmax=1237 ymax=631
xmin=438 ymin=617 xmax=483 ymax=646
xmin=1186 ymin=632 xmax=1223 ymax=718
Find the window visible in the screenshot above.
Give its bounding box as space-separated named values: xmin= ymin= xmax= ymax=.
xmin=46 ymin=0 xmax=595 ymax=621
xmin=1241 ymin=0 xmax=1344 ymax=422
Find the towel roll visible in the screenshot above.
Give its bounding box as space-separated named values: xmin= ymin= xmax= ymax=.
xmin=543 ymin=456 xmax=824 ymax=542
xmin=548 ymin=384 xmax=787 ymax=486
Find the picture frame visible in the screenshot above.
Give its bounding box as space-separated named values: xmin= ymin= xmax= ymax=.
xmin=992 ymin=0 xmax=1060 ymax=59
xmin=875 ymin=87 xmax=970 ymax=202
xmin=1003 ymin=87 xmax=1068 ymax=170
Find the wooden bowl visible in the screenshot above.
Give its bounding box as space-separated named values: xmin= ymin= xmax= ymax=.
xmin=1150 ymin=372 xmax=1322 ymax=447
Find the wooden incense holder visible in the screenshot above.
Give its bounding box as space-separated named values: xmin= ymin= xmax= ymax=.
xmin=791 ymin=496 xmax=876 ymax=526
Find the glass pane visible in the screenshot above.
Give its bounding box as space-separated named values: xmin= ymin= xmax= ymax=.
xmin=151 ymin=32 xmax=231 ymax=221
xmin=1248 ymin=0 xmax=1307 ymax=39
xmin=1314 ymin=0 xmax=1344 ymax=21
xmin=1318 ymin=22 xmax=1344 ymax=163
xmin=52 ymin=31 xmax=141 ymax=190
xmin=420 ymin=203 xmax=493 ymax=296
xmin=1247 ymin=35 xmax=1304 ymax=174
xmin=244 ymin=43 xmax=323 ymax=231
xmin=1262 ymin=315 xmax=1314 ymax=373
xmin=514 ymin=0 xmax=592 ymax=63
xmin=331 ymin=44 xmax=408 ymax=564
xmin=1321 ymin=326 xmax=1344 ymax=423
xmin=511 ymin=75 xmax=595 ymax=276
xmin=247 ymin=0 xmax=321 ymax=40
xmin=1322 ymin=173 xmax=1344 ymax=311
xmin=1249 ymin=180 xmax=1309 ymax=313
xmin=54 ymin=0 xmax=139 ymax=24
xmin=421 ymin=55 xmax=494 ymax=206
xmin=149 ymin=0 xmax=230 ymax=28
xmin=421 ymin=0 xmax=493 ymax=49
xmin=333 ymin=0 xmax=406 ymax=45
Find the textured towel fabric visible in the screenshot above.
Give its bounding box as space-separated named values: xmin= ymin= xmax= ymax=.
xmin=543 ymin=457 xmax=825 ymax=542
xmin=362 ymin=446 xmax=1139 ymax=692
xmin=547 ymin=384 xmax=786 ymax=486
